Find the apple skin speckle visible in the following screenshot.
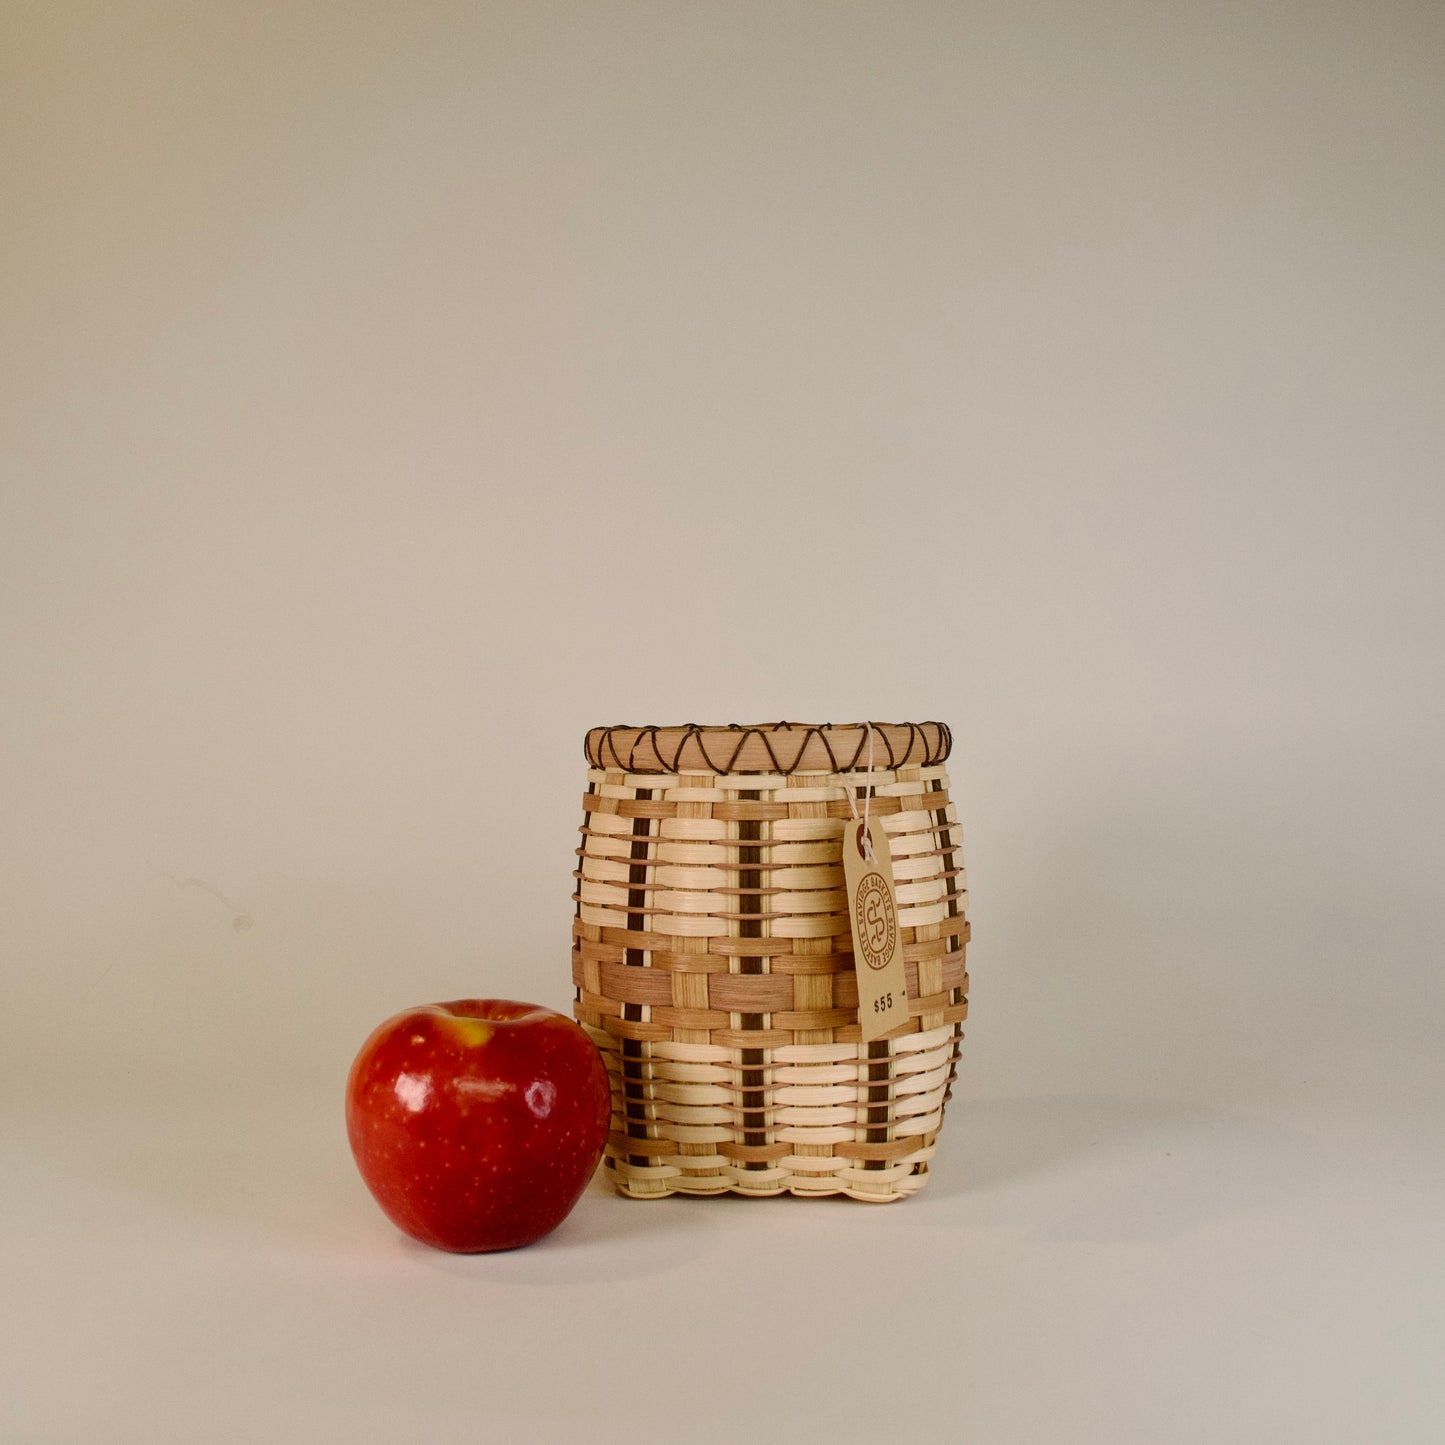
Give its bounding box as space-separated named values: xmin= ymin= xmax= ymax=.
xmin=344 ymin=1000 xmax=611 ymax=1253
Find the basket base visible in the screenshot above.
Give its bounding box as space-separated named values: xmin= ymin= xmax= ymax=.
xmin=608 ymin=1177 xmax=917 ymax=1203
xmin=600 ymin=1140 xmax=939 ymax=1203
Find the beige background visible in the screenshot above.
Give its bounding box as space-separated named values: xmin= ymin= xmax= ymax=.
xmin=3 ymin=2 xmax=1443 ymax=1440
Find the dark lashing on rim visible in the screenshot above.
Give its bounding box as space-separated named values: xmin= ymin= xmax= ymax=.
xmin=584 ymin=721 xmax=951 ymax=776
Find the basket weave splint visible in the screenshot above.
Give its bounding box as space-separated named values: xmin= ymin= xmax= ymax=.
xmin=572 ymin=722 xmax=969 ymax=1201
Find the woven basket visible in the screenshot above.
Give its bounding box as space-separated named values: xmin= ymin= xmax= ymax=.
xmin=571 ymin=722 xmax=969 ymax=1201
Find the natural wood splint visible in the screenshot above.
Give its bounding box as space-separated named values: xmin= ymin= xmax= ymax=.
xmin=572 ymin=721 xmax=969 ymax=1201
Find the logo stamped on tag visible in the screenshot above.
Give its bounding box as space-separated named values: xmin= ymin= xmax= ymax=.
xmin=853 ymin=871 xmax=897 ymax=970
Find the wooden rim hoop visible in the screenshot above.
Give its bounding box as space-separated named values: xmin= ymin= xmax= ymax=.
xmin=584 ymin=721 xmax=951 ymax=776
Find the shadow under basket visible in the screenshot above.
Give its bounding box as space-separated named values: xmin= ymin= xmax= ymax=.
xmin=571 ymin=721 xmax=969 ymax=1202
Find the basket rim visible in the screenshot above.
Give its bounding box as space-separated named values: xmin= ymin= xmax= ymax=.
xmin=583 ymin=721 xmax=951 ymax=775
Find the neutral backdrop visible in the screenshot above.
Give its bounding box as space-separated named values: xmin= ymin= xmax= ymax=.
xmin=3 ymin=2 xmax=1443 ymax=1441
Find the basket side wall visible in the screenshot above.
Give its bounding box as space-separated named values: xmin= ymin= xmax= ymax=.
xmin=571 ymin=759 xmax=969 ymax=1201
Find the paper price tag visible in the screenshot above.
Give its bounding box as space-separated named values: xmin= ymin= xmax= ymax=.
xmin=843 ymin=816 xmax=909 ymax=1043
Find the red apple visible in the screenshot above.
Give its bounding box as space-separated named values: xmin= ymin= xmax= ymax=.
xmin=345 ymin=1000 xmax=611 ymax=1252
